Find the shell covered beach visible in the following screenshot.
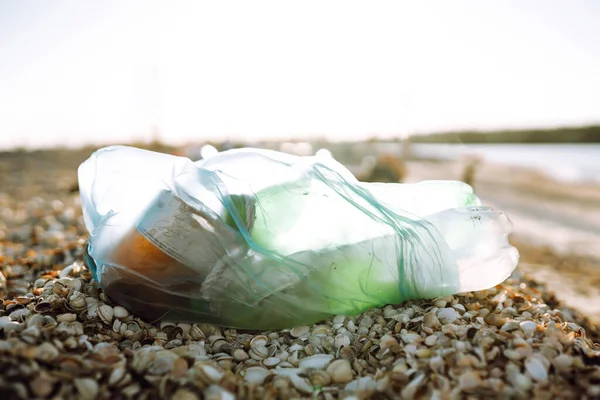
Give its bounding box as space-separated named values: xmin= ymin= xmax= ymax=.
xmin=1 ymin=147 xmax=600 ymax=400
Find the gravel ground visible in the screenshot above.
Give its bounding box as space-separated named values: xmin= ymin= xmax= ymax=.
xmin=1 ymin=147 xmax=600 ymax=399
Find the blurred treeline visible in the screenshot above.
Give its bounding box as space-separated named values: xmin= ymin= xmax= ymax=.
xmin=411 ymin=124 xmax=600 ymax=143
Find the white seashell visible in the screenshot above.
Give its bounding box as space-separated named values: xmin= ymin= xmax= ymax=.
xmin=401 ymin=373 xmax=425 ymax=399
xmin=232 ymin=349 xmax=249 ymax=361
xmin=113 ymin=306 xmax=130 ymax=319
xmin=289 ymin=374 xmax=313 ymax=394
xmin=250 ymin=335 xmax=268 ymax=348
xmin=290 ymin=326 xmax=310 ymax=338
xmin=97 ymin=304 xmax=113 ymax=325
xmin=298 ymin=354 xmax=334 ymax=370
xmin=334 ymin=334 xmax=351 ymax=349
xmin=525 ymin=356 xmax=549 ymax=382
xmin=74 ymin=378 xmax=99 ymax=400
xmin=288 ymin=343 xmax=304 ymax=352
xmin=262 ymin=357 xmax=281 ymax=367
xmin=243 ymin=366 xmax=269 ymax=385
xmin=345 ymin=376 xmax=377 ymax=392
xmin=194 ymin=363 xmax=223 ymax=384
xmin=56 ymin=313 xmax=77 ymax=323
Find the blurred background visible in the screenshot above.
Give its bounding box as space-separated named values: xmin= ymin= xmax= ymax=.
xmin=1 ymin=1 xmax=600 ymax=319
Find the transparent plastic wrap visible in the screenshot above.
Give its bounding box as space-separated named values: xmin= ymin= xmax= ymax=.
xmin=79 ymin=145 xmax=519 ymax=329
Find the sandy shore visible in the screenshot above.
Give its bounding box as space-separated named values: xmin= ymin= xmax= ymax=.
xmin=1 ymin=146 xmax=600 ymax=399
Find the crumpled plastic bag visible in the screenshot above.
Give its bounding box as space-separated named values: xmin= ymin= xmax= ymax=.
xmin=79 ymin=145 xmax=519 ymax=329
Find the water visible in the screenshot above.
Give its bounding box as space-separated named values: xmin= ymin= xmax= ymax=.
xmin=411 ymin=143 xmax=600 ymax=184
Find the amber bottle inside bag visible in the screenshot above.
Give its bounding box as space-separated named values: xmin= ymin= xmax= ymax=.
xmin=109 ymin=188 xmax=252 ymax=289
xmin=111 ymin=190 xmax=221 ymax=285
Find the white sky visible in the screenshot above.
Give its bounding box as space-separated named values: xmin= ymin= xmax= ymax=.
xmin=1 ymin=1 xmax=599 ymax=149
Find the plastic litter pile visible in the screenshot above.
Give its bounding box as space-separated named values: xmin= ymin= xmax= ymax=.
xmin=79 ymin=146 xmax=519 ymax=329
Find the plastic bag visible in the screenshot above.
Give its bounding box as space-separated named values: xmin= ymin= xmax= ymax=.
xmin=79 ymin=145 xmax=519 ymax=329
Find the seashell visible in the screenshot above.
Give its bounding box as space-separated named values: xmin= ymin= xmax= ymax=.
xmin=34 ymin=342 xmax=60 ymax=362
xmin=312 ymin=325 xmax=331 ymax=336
xmin=400 ymin=373 xmax=425 ymax=399
xmin=113 ymin=306 xmax=130 ymax=319
xmin=20 ymin=325 xmax=41 ymax=342
xmin=290 ymin=325 xmax=310 ymax=338
xmin=190 ymin=324 xmax=204 ymax=340
xmin=288 ymin=351 xmax=299 ymax=367
xmin=14 ymin=296 xmax=31 ymax=305
xmin=30 ymin=373 xmax=56 ymax=398
xmin=289 ymin=373 xmax=313 ymax=394
xmin=98 ymin=303 xmax=114 ymax=325
xmin=173 ymin=389 xmax=200 ymax=400
xmin=339 ymin=345 xmax=357 ymax=361
xmin=160 ymin=321 xmax=175 ymax=331
xmin=262 ymin=357 xmax=281 ymax=368
xmin=172 ymin=357 xmax=189 ymax=378
xmin=326 ymin=359 xmax=353 ymax=383
xmin=345 ymin=376 xmax=377 ymax=393
xmin=249 ymin=345 xmax=269 ymax=361
xmin=177 ymin=323 xmax=191 ymax=336
xmin=148 ymin=356 xmax=175 ymax=375
xmin=484 ymin=313 xmax=506 ymax=328
xmin=553 ymin=354 xmax=573 ymax=371
xmin=334 ymin=333 xmax=351 ymax=349
xmin=74 ymin=378 xmax=99 ymax=400
xmin=52 ymin=281 xmax=70 ymax=297
xmin=193 ymin=363 xmax=223 ymax=384
xmin=243 ymin=366 xmax=269 ymax=385
xmin=525 ymin=355 xmax=549 ymax=382
xmin=288 ymin=343 xmax=304 ymax=352
xmin=57 ymin=313 xmax=77 ymax=323
xmin=233 ymin=348 xmax=249 ymax=361
xmin=433 ymin=298 xmax=447 ymax=308
xmin=33 ymin=301 xmax=52 ymax=314
xmin=68 ymin=291 xmax=87 ymax=311
xmin=129 ymin=329 xmax=147 ymax=343
xmin=197 ymin=323 xmax=217 ymax=337
xmin=26 ymin=313 xmax=46 ymax=328
xmin=459 ymin=370 xmax=481 ymax=393
xmin=250 ymin=335 xmax=268 ymax=348
xmin=9 ymin=307 xmax=30 ymax=322
xmin=108 ymin=365 xmax=127 ymax=387
xmin=379 ymin=334 xmax=399 ymax=352
xmin=423 ymin=313 xmax=441 ymax=329
xmin=308 ymin=369 xmax=331 ymax=387
xmin=210 ymin=339 xmax=228 ymax=353
xmin=298 ymin=354 xmax=333 ymax=370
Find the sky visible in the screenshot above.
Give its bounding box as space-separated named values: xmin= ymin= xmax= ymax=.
xmin=1 ymin=0 xmax=599 ymax=150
